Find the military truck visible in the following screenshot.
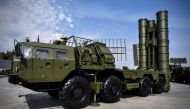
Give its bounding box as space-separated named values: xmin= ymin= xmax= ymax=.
xmin=170 ymin=58 xmax=190 ymax=84
xmin=8 ymin=11 xmax=170 ymax=108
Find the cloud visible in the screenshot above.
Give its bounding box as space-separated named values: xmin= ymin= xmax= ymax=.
xmin=66 ymin=17 xmax=72 ymax=23
xmin=58 ymin=13 xmax=66 ymax=20
xmin=0 ymin=0 xmax=74 ymax=51
xmin=69 ymin=24 xmax=74 ymax=28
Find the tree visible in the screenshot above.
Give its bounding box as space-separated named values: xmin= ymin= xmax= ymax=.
xmin=0 ymin=52 xmax=7 ymax=59
xmin=0 ymin=51 xmax=14 ymax=60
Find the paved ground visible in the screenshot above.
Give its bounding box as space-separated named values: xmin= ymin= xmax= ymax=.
xmin=0 ymin=75 xmax=190 ymax=109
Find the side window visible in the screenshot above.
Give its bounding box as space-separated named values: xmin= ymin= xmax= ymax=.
xmin=56 ymin=51 xmax=67 ymax=59
xmin=23 ymin=45 xmax=32 ymax=59
xmin=36 ymin=49 xmax=49 ymax=58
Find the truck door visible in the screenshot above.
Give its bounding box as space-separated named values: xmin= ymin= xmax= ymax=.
xmin=53 ymin=47 xmax=75 ymax=81
xmin=33 ymin=48 xmax=54 ymax=82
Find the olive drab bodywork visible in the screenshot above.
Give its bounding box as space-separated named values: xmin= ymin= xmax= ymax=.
xmin=157 ymin=11 xmax=170 ymax=90
xmin=138 ymin=18 xmax=148 ymax=70
xmin=8 ymin=10 xmax=171 ymax=108
xmin=13 ymin=42 xmax=75 ymax=83
xmin=136 ymin=11 xmax=170 ymax=91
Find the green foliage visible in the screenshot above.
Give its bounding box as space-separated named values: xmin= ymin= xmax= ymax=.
xmin=0 ymin=51 xmax=14 ymax=60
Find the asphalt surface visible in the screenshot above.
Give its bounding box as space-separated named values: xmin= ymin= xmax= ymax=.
xmin=0 ymin=75 xmax=190 ymax=109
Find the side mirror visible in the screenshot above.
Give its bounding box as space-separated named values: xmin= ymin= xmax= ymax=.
xmin=15 ymin=44 xmax=21 ymax=57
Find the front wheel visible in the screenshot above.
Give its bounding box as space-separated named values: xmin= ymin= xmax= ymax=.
xmin=153 ymin=76 xmax=165 ymax=94
xmin=102 ymin=75 xmax=121 ymax=103
xmin=59 ymin=76 xmax=90 ymax=109
xmin=138 ymin=77 xmax=151 ymax=97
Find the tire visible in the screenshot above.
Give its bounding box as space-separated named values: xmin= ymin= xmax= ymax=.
xmin=59 ymin=76 xmax=90 ymax=109
xmin=185 ymin=72 xmax=190 ymax=84
xmin=138 ymin=77 xmax=151 ymax=97
xmin=102 ymin=75 xmax=121 ymax=103
xmin=8 ymin=75 xmax=18 ymax=84
xmin=47 ymin=90 xmax=59 ymax=98
xmin=153 ymin=76 xmax=165 ymax=94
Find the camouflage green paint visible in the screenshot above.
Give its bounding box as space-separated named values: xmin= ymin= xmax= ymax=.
xmin=147 ymin=20 xmax=157 ymax=69
xmin=138 ymin=19 xmax=148 ymax=70
xmin=14 ymin=42 xmax=76 ymax=83
xmin=156 ymin=11 xmax=170 ymax=91
xmin=10 ymin=10 xmax=171 ymax=94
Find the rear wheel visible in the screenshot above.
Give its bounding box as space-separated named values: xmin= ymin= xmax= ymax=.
xmin=138 ymin=77 xmax=151 ymax=97
xmin=102 ymin=75 xmax=121 ymax=103
xmin=153 ymin=76 xmax=165 ymax=94
xmin=185 ymin=72 xmax=190 ymax=84
xmin=59 ymin=76 xmax=90 ymax=109
xmin=47 ymin=90 xmax=59 ymax=98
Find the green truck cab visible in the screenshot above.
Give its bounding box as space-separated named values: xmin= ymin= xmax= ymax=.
xmin=9 ymin=11 xmax=170 ymax=109
xmin=12 ymin=41 xmax=75 ymax=83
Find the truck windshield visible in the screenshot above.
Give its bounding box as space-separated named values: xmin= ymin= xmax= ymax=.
xmin=22 ymin=45 xmax=32 ymax=59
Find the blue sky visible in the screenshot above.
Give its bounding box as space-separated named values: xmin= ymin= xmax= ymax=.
xmin=0 ymin=0 xmax=190 ymax=68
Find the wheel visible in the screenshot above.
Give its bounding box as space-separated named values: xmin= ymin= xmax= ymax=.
xmin=59 ymin=76 xmax=90 ymax=109
xmin=102 ymin=75 xmax=121 ymax=103
xmin=47 ymin=90 xmax=59 ymax=98
xmin=8 ymin=75 xmax=18 ymax=84
xmin=153 ymin=76 xmax=165 ymax=94
xmin=177 ymin=69 xmax=184 ymax=83
xmin=138 ymin=77 xmax=151 ymax=97
xmin=185 ymin=72 xmax=190 ymax=84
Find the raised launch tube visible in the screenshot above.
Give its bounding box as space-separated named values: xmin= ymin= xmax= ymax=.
xmin=157 ymin=10 xmax=170 ymax=91
xmin=147 ymin=20 xmax=157 ymax=69
xmin=138 ymin=19 xmax=148 ymax=70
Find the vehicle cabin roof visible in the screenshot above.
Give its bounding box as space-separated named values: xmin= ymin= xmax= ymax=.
xmin=20 ymin=41 xmax=107 ymax=49
xmin=20 ymin=42 xmax=71 ymax=49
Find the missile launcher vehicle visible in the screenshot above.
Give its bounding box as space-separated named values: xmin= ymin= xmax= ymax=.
xmin=8 ymin=11 xmax=170 ymax=108
xmin=170 ymin=58 xmax=190 ymax=84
